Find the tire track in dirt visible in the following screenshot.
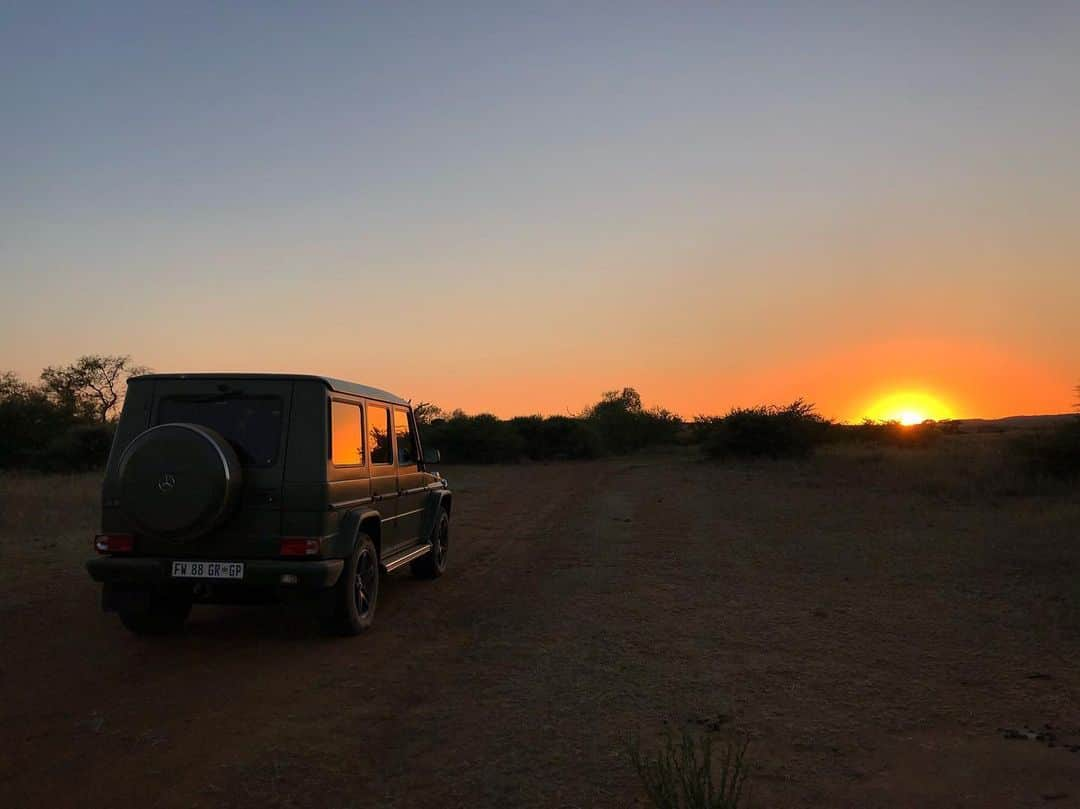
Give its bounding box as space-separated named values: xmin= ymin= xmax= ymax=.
xmin=6 ymin=454 xmax=1080 ymax=808
xmin=2 ymin=461 xmax=614 ymax=809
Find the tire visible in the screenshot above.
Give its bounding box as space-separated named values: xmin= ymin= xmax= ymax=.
xmin=322 ymin=533 xmax=379 ymax=636
xmin=411 ymin=508 xmax=449 ymax=580
xmin=118 ymin=591 xmax=192 ymax=635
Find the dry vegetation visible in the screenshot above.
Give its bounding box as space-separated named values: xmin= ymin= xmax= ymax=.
xmin=2 ymin=432 xmax=1079 ymax=808
xmin=0 ymin=471 xmax=99 ymax=611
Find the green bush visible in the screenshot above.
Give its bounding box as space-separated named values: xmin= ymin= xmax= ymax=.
xmin=509 ymin=415 xmax=604 ymax=460
xmin=420 ymin=388 xmax=682 ymax=464
xmin=31 ymin=423 xmax=116 ymax=472
xmin=421 ymin=413 xmax=525 ymax=464
xmin=0 ymin=378 xmax=84 ymax=468
xmin=696 ymin=399 xmax=830 ymax=459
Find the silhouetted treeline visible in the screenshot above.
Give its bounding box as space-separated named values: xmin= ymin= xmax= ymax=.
xmin=424 ymin=393 xmax=1079 ymax=478
xmin=421 ymin=388 xmax=682 ymax=463
xmin=2 ymin=358 xmax=1077 ymax=482
xmin=690 ymin=397 xmax=1080 ymax=480
xmin=0 ymin=356 xmax=144 ymax=470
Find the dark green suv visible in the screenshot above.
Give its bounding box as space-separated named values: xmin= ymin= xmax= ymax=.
xmin=86 ymin=374 xmax=451 ymax=635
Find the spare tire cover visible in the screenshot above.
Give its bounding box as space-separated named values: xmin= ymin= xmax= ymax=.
xmin=118 ymin=423 xmax=242 ymax=541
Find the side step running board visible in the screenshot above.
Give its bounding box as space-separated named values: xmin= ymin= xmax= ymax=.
xmin=381 ymin=543 xmax=431 ymax=572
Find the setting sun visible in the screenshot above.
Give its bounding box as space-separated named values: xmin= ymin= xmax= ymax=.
xmin=861 ymin=391 xmax=954 ymax=425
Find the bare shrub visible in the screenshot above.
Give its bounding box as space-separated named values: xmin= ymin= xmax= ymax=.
xmin=628 ymin=729 xmax=751 ymax=809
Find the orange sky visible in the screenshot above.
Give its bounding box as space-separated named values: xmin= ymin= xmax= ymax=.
xmin=382 ymin=339 xmax=1071 ymax=422
xmin=5 ymin=233 xmax=1076 ymax=421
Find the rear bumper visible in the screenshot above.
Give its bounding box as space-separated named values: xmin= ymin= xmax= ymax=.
xmin=86 ymin=556 xmax=344 ymax=591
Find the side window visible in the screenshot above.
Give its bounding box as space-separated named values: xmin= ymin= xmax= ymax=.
xmin=330 ymin=401 xmax=363 ymax=466
xmin=367 ymin=403 xmax=393 ymax=465
xmin=395 ymin=408 xmax=416 ymax=465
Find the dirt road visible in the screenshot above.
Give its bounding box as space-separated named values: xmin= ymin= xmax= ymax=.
xmin=3 ymin=452 xmax=1079 ymax=807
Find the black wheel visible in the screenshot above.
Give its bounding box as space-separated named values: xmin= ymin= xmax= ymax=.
xmin=322 ymin=533 xmax=379 ymax=636
xmin=411 ymin=508 xmax=449 ymax=580
xmin=117 ymin=591 xmax=192 ymax=635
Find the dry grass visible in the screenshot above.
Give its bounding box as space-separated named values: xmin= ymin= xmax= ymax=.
xmin=2 ymin=433 xmax=1076 ymax=609
xmin=3 ymin=438 xmax=1080 ymax=807
xmin=0 ymin=470 xmax=100 ymax=609
xmin=813 ymin=432 xmax=1077 ymax=500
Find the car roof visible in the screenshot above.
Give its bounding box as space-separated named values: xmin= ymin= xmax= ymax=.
xmin=131 ymin=373 xmax=410 ymax=407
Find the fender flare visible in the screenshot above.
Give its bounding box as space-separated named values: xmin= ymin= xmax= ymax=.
xmin=338 ymin=508 xmax=383 ymax=556
xmin=418 ymin=488 xmax=452 ymax=541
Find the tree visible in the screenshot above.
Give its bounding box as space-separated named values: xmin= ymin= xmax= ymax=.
xmin=585 ymin=387 xmax=681 ymax=453
xmin=0 ymin=370 xmax=77 ymax=467
xmin=0 ymin=371 xmax=30 ymax=401
xmin=412 ymin=401 xmax=446 ymax=426
xmin=594 ymin=387 xmax=644 ymax=414
xmin=40 ymin=354 xmax=149 ymax=422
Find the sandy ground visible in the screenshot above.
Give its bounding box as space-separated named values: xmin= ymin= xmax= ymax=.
xmin=2 ymin=447 xmax=1079 ymax=807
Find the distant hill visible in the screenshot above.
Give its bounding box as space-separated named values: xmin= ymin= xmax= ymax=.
xmin=955 ymin=413 xmax=1076 ymax=432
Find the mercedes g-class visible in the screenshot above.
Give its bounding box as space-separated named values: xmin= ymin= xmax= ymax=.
xmin=86 ymin=374 xmax=451 ymax=635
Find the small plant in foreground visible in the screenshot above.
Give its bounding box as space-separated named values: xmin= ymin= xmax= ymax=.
xmin=628 ymin=729 xmax=751 ymax=809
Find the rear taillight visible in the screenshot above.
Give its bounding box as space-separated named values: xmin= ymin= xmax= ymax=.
xmin=95 ymin=533 xmax=134 ymax=554
xmin=279 ymin=537 xmax=321 ymax=557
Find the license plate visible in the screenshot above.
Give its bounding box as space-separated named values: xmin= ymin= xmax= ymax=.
xmin=171 ymin=561 xmax=244 ymax=579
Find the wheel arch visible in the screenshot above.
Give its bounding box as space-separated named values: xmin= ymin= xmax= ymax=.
xmin=418 ymin=489 xmax=452 ymax=540
xmin=339 ymin=508 xmax=383 ymax=557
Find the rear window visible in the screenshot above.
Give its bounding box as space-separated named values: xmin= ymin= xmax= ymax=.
xmin=157 ymin=395 xmax=283 ymax=466
xmin=330 ymin=401 xmax=364 ymax=466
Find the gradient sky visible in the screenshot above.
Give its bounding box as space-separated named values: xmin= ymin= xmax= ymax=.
xmin=3 ymin=2 xmax=1078 ymax=420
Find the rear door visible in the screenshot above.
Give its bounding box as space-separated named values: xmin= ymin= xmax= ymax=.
xmin=393 ymin=406 xmax=426 ymax=545
xmin=145 ymin=377 xmax=292 ymax=558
